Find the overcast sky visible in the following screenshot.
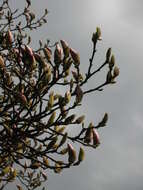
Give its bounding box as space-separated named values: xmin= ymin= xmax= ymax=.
xmin=11 ymin=1 xmax=143 ymax=190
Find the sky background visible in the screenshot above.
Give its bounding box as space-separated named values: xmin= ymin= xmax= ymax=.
xmin=11 ymin=0 xmax=143 ymax=189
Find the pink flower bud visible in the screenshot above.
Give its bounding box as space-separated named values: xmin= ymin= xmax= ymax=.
xmin=25 ymin=45 xmax=34 ymax=58
xmin=60 ymin=40 xmax=69 ymax=57
xmin=70 ymin=48 xmax=80 ymax=66
xmin=92 ymin=129 xmax=100 ymax=147
xmin=43 ymin=47 xmax=52 ymax=61
xmin=54 ymin=43 xmax=63 ymax=64
xmin=7 ymin=30 xmax=13 ymax=44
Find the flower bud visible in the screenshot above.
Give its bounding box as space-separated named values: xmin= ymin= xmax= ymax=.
xmin=96 ymin=27 xmax=101 ymax=39
xmin=109 ymin=55 xmax=115 ymax=69
xmin=68 ymin=143 xmax=77 ymax=164
xmin=54 ymin=163 xmax=62 ymax=173
xmin=65 ymin=114 xmax=76 ymax=124
xmin=64 ymin=91 xmax=71 ymax=104
xmin=106 ymin=48 xmax=111 ymax=62
xmin=25 ymin=45 xmax=34 ymax=58
xmin=72 ymin=71 xmax=78 ymax=81
xmin=43 ymin=157 xmax=49 ymax=167
xmin=29 ymin=12 xmax=35 ymax=22
xmin=54 ymin=43 xmax=63 ymax=64
xmin=113 ymin=66 xmax=120 ymax=78
xmin=75 ymin=115 xmax=85 ymax=124
xmin=92 ymin=128 xmax=100 ymax=147
xmin=46 ymin=136 xmax=58 ymax=150
xmin=74 ymin=85 xmax=83 ymax=104
xmin=92 ymin=27 xmax=101 ymax=43
xmin=0 ymin=55 xmax=5 ymax=68
xmin=60 ymin=40 xmax=70 ymax=57
xmin=18 ymin=93 xmax=27 ymax=106
xmin=47 ymin=111 xmax=56 ymax=125
xmin=7 ymin=30 xmax=13 ymax=44
xmin=78 ymin=147 xmax=85 ymax=162
xmin=59 ymin=132 xmax=67 ymax=147
xmin=30 ymin=162 xmax=41 ymax=169
xmin=84 ymin=124 xmax=93 ymax=144
xmin=43 ymin=47 xmax=52 ymax=61
xmin=48 ymin=92 xmax=54 ymax=110
xmin=70 ymin=48 xmax=80 ymax=66
xmin=24 ymin=45 xmax=36 ymax=69
xmin=106 ymin=70 xmax=112 ymax=83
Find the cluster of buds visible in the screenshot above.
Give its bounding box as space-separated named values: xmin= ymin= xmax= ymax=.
xmin=67 ymin=143 xmax=85 ymax=165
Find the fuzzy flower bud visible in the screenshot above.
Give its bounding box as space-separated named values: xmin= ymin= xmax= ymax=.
xmin=78 ymin=147 xmax=85 ymax=162
xmin=92 ymin=128 xmax=100 ymax=147
xmin=68 ymin=143 xmax=77 ymax=164
xmin=109 ymin=55 xmax=115 ymax=69
xmin=60 ymin=40 xmax=70 ymax=57
xmin=7 ymin=30 xmax=13 ymax=44
xmin=113 ymin=66 xmax=120 ymax=78
xmin=70 ymin=48 xmax=80 ymax=66
xmin=0 ymin=55 xmax=5 ymax=68
xmin=43 ymin=47 xmax=52 ymax=61
xmin=64 ymin=91 xmax=71 ymax=104
xmin=54 ymin=43 xmax=63 ymax=64
xmin=84 ymin=123 xmax=93 ymax=143
xmin=106 ymin=48 xmax=112 ymax=62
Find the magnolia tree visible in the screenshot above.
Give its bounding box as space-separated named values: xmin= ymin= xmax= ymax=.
xmin=0 ymin=0 xmax=119 ymax=189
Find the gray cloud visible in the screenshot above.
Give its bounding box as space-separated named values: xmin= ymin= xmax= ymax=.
xmin=120 ymin=0 xmax=143 ymax=26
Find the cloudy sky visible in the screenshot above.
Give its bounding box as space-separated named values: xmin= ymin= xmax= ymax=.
xmin=12 ymin=0 xmax=143 ymax=189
